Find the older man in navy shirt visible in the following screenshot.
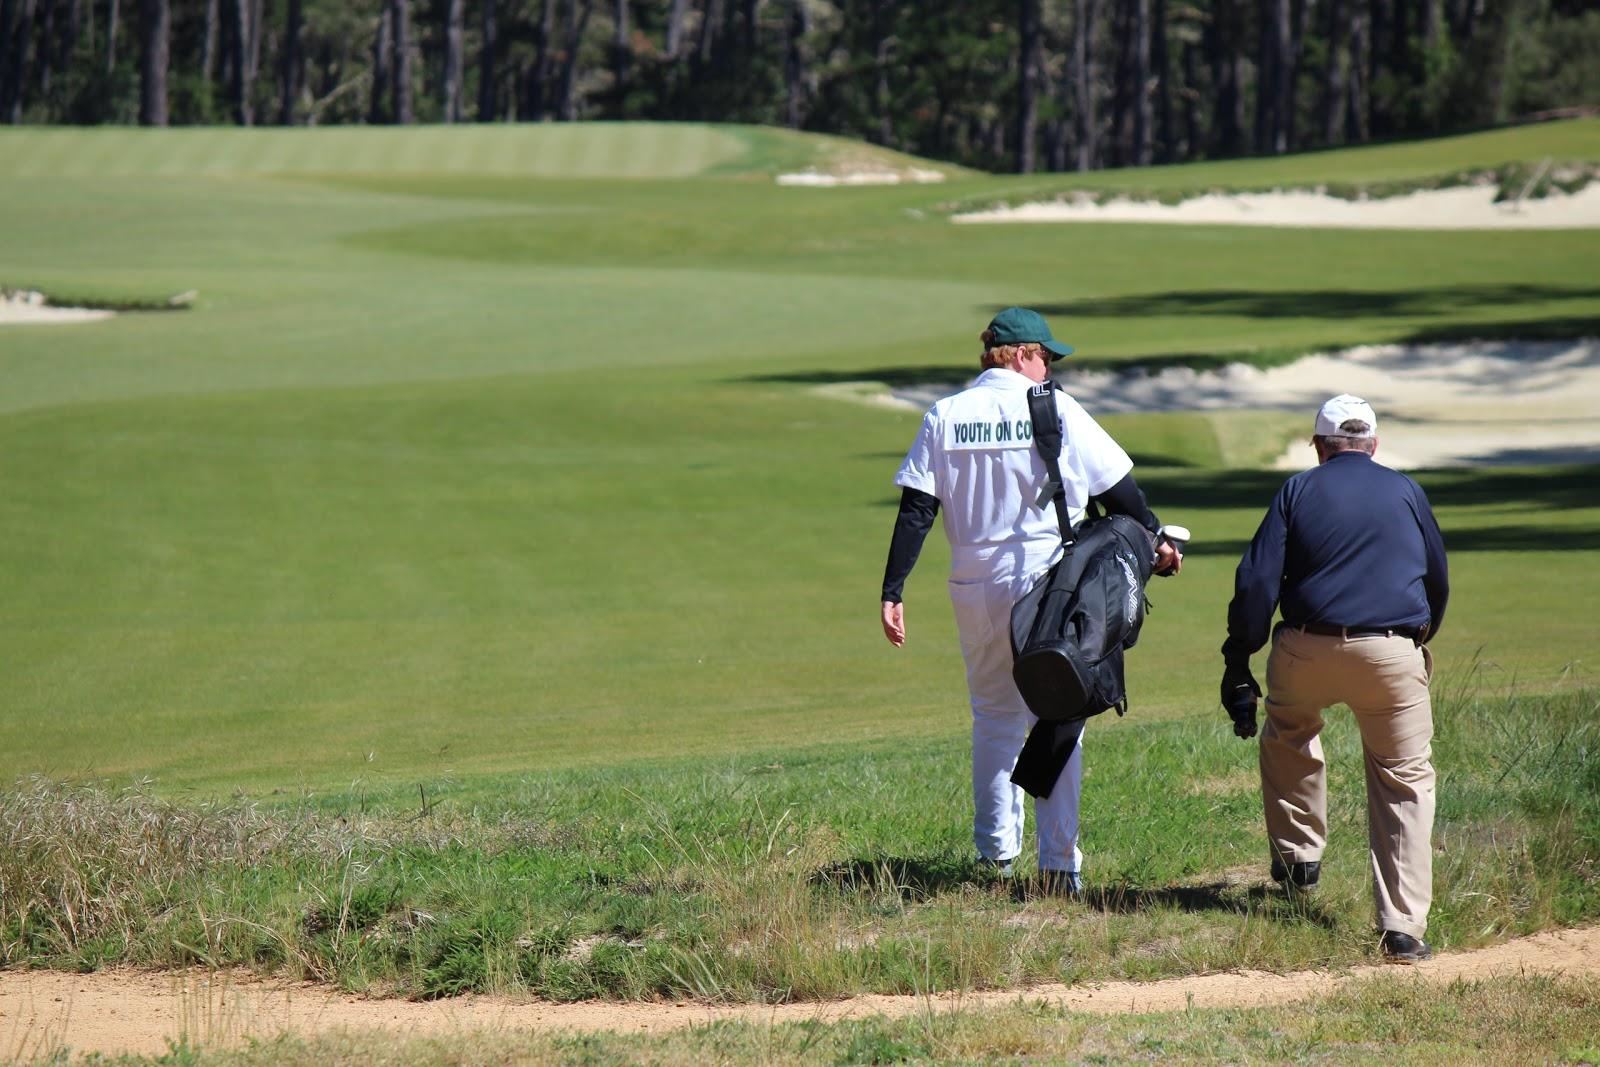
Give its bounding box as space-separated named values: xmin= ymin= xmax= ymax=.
xmin=1222 ymin=395 xmax=1448 ymax=963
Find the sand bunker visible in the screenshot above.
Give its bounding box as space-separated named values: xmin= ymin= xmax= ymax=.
xmin=777 ymin=167 xmax=946 ymax=186
xmin=884 ymin=338 xmax=1600 ymax=469
xmin=953 ymin=183 xmax=1600 ymax=229
xmin=0 ymin=289 xmax=114 ymax=325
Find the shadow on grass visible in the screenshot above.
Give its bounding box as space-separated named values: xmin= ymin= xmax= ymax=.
xmin=745 ymin=352 xmax=1281 ymax=386
xmin=1076 ymin=880 xmax=1340 ymax=928
xmin=811 ymin=856 xmax=994 ymax=900
xmin=1136 ymin=466 xmax=1600 ymax=513
xmin=1158 ymin=528 xmax=1600 ymax=558
xmin=811 ymin=858 xmax=1339 ymax=928
xmin=741 ymin=313 xmax=1599 ymax=388
xmin=1002 ymin=286 xmax=1600 ymax=322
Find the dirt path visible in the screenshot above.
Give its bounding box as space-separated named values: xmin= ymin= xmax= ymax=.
xmin=3 ymin=926 xmax=1597 ymax=1058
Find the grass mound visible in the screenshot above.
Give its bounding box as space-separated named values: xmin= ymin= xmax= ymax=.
xmin=943 ymin=115 xmax=1600 ymax=208
xmin=0 ymin=122 xmax=963 ymax=181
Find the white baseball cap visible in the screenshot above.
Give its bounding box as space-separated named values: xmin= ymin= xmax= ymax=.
xmin=1314 ymin=394 xmax=1378 ymax=437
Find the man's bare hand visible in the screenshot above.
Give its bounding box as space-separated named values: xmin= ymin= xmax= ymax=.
xmin=1155 ymin=539 xmax=1183 ymax=576
xmin=881 ymin=601 xmax=906 ymax=646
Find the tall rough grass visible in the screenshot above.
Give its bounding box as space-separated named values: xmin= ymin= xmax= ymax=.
xmin=1 ymin=686 xmax=1594 ymax=1002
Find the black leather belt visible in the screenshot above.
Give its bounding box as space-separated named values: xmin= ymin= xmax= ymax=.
xmin=1295 ymin=622 xmax=1420 ymax=640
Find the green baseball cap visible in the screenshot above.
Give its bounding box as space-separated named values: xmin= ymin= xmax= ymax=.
xmin=987 ymin=306 xmax=1074 ymax=360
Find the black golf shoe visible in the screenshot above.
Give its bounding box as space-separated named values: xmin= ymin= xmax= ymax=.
xmin=1380 ymin=930 xmax=1433 ymax=963
xmin=1270 ymin=857 xmax=1321 ymax=890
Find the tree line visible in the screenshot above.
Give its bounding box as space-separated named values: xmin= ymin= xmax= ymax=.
xmin=1 ymin=0 xmax=1595 ymax=172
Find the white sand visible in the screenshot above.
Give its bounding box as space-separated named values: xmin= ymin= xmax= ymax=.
xmin=0 ymin=289 xmax=114 ymax=325
xmin=953 ymin=183 xmax=1600 ymax=229
xmin=884 ymin=338 xmax=1600 ymax=469
xmin=777 ymin=167 xmax=946 ymax=186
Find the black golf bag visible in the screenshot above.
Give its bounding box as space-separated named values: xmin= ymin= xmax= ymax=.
xmin=1010 ymin=512 xmax=1154 ymax=723
xmin=1008 ymin=381 xmax=1157 ymax=798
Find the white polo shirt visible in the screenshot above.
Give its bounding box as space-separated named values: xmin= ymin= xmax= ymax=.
xmin=894 ymin=368 xmax=1132 ymax=570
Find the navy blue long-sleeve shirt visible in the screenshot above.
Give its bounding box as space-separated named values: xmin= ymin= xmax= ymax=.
xmin=1223 ymin=451 xmax=1448 ymax=663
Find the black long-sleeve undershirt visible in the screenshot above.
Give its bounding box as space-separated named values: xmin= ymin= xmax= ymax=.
xmin=1096 ymin=471 xmax=1162 ymax=537
xmin=879 ymin=473 xmax=1161 ymax=603
xmin=881 ymin=487 xmax=940 ymax=603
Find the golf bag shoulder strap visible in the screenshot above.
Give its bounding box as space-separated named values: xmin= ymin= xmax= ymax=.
xmin=1027 ymin=380 xmax=1073 ymax=544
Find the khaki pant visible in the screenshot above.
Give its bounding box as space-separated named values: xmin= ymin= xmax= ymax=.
xmin=1261 ymin=626 xmax=1436 ymax=937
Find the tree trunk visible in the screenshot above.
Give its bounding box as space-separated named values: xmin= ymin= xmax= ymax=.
xmin=368 ymin=2 xmax=391 ymax=123
xmin=1180 ymin=38 xmax=1200 ymax=158
xmin=1254 ymin=0 xmax=1275 ymax=152
xmin=443 ymin=0 xmax=463 ymax=121
xmin=390 ymin=0 xmax=411 ymax=124
xmin=0 ymin=0 xmax=33 ymax=123
xmin=529 ymin=0 xmax=554 ymax=119
xmin=557 ymin=0 xmax=592 ymax=121
xmin=137 ymin=0 xmax=168 ymax=125
xmin=202 ymin=0 xmax=217 ymax=79
xmin=1321 ymin=0 xmax=1347 ymax=144
xmin=1346 ymin=2 xmax=1370 ymax=141
xmin=1016 ymin=0 xmax=1040 ymax=173
xmin=228 ymin=0 xmax=252 ymax=123
xmin=33 ymin=0 xmax=53 ymax=99
xmin=740 ymin=0 xmax=757 ymax=54
xmin=1388 ymin=0 xmax=1408 ymax=79
xmin=1108 ymin=0 xmax=1134 ymax=165
xmin=0 ymin=0 xmax=16 ymax=121
xmin=1285 ymin=0 xmax=1313 ymax=150
xmin=1132 ymin=0 xmax=1151 ymax=165
xmin=247 ymin=0 xmax=262 ymax=97
xmin=279 ymin=0 xmax=303 ymax=124
xmin=1209 ymin=0 xmax=1245 ymax=155
xmin=1272 ymin=0 xmax=1292 ymax=152
xmin=696 ymin=0 xmax=719 ymax=66
xmin=2 ymin=0 xmax=14 ymax=82
xmin=1366 ymin=0 xmax=1386 ymax=136
xmin=611 ymin=0 xmax=628 ymax=107
xmin=872 ymin=17 xmax=891 ymax=145
xmin=1152 ymin=0 xmax=1171 ymax=161
xmin=105 ymin=0 xmax=117 ymax=75
xmin=664 ymin=0 xmax=686 ymax=58
xmin=1073 ymin=0 xmax=1097 ymax=171
xmin=478 ymin=0 xmax=497 ymax=120
xmin=54 ymin=0 xmax=83 ymax=87
xmin=783 ymin=0 xmax=806 ymax=129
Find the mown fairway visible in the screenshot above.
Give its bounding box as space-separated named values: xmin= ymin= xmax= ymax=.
xmin=2 ymin=120 xmax=1596 ymax=792
xmin=0 ymin=122 xmax=1598 ymax=1016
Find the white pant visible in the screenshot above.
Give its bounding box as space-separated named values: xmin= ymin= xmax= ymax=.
xmin=948 ymin=550 xmax=1085 ymax=873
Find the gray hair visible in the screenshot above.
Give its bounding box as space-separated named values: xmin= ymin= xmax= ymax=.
xmin=1314 ymin=418 xmax=1376 ymax=454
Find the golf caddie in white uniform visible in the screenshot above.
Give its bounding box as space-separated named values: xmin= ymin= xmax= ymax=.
xmin=880 ymin=308 xmax=1180 ymax=891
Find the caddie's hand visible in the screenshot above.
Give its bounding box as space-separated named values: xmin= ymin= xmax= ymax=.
xmin=1154 ymin=539 xmax=1183 ymax=576
xmin=881 ymin=600 xmax=906 ymax=647
xmin=1220 ymin=663 xmax=1261 ymax=739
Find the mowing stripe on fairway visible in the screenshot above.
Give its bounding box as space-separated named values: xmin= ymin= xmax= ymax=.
xmin=0 ymin=123 xmax=755 ymax=179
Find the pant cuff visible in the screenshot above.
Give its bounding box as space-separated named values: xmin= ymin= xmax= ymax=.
xmin=1271 ymin=846 xmax=1323 ymax=862
xmin=1377 ymin=915 xmax=1427 ymax=939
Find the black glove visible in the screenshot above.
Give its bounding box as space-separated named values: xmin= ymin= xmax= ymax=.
xmin=1220 ymin=662 xmax=1261 ymax=739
